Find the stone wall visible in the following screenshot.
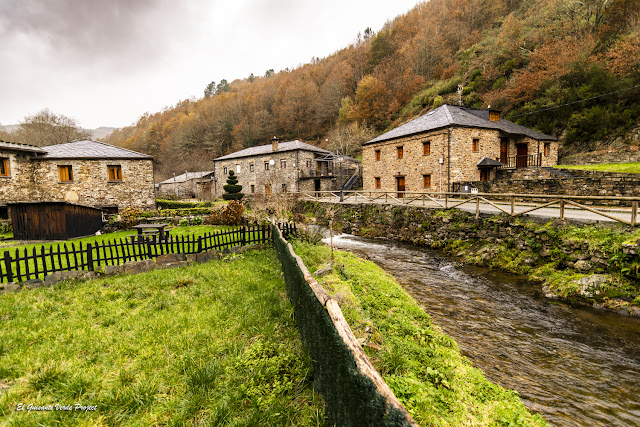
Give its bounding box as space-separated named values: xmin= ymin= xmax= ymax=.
xmin=0 ymin=153 xmax=155 ymax=211
xmin=362 ymin=126 xmax=557 ymax=194
xmin=460 ymin=167 xmax=640 ymax=205
xmin=0 ymin=151 xmax=36 ymax=202
xmin=560 ymin=147 xmax=640 ymax=165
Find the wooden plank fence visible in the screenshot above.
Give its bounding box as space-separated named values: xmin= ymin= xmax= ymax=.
xmin=0 ymin=223 xmax=297 ymax=284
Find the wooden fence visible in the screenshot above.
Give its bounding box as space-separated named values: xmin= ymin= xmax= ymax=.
xmin=0 ymin=223 xmax=297 ymax=284
xmin=298 ymin=190 xmax=640 ymax=226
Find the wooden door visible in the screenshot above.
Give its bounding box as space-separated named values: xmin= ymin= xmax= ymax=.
xmin=396 ymin=176 xmax=405 ymax=198
xmin=516 ymin=143 xmax=528 ymax=168
xmin=500 ymin=138 xmax=508 ymax=163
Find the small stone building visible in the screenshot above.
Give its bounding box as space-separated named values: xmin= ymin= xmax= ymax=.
xmin=212 ymin=139 xmax=344 ymax=197
xmin=157 ymin=171 xmax=214 ymax=199
xmin=0 ymin=140 xmax=155 ymax=213
xmin=362 ymin=104 xmax=558 ymax=194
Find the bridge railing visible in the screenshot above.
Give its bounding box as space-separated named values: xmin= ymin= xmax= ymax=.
xmin=294 ymin=190 xmax=640 ymax=226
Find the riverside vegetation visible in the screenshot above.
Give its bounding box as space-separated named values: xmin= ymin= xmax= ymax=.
xmin=299 ymin=201 xmax=640 ymax=315
xmin=291 ymin=239 xmax=545 ymax=426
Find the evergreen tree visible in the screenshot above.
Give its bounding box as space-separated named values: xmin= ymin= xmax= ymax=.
xmin=222 ymin=170 xmax=244 ymax=200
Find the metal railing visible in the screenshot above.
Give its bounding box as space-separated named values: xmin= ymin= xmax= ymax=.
xmin=498 ymin=153 xmax=542 ymax=169
xmin=295 ymin=190 xmax=640 ymax=227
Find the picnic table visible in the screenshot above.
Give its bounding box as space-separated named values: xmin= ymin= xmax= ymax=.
xmin=131 ymin=223 xmax=169 ymax=240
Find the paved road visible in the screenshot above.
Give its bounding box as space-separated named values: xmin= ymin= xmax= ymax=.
xmin=305 ymin=195 xmax=636 ymax=226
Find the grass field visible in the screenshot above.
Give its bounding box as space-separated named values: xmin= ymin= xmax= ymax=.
xmin=0 ymin=248 xmax=325 ymax=426
xmin=292 ymin=240 xmax=547 ymax=426
xmin=556 ymin=163 xmax=640 ymax=173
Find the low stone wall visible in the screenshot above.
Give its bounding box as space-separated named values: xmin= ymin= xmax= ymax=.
xmin=271 ymin=224 xmax=417 ymax=427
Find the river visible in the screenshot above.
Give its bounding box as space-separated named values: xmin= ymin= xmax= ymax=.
xmin=326 ymin=233 xmax=640 ymax=427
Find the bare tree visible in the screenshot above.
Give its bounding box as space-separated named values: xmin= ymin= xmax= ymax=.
xmin=14 ymin=109 xmax=91 ymax=146
xmin=327 ymin=121 xmax=374 ymax=157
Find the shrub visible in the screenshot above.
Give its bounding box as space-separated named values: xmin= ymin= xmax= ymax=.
xmin=222 ymin=171 xmax=244 ymax=201
xmin=222 ymin=200 xmax=245 ymax=225
xmin=156 ymin=199 xmax=201 ymax=209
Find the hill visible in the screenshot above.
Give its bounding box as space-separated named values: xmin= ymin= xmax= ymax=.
xmin=102 ymin=0 xmax=640 ymax=180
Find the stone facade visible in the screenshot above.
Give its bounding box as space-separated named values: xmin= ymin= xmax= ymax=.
xmin=459 ymin=167 xmax=640 ymax=205
xmin=363 ymin=127 xmax=558 ymax=194
xmin=560 ymin=146 xmax=640 ymax=165
xmin=212 ymin=140 xmax=340 ymax=197
xmin=0 ymin=141 xmax=155 ymax=211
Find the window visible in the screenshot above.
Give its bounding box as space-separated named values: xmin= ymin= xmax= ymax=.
xmin=306 ymin=159 xmax=311 ymax=168
xmin=249 ymin=163 xmax=254 ymax=172
xmin=265 ymin=184 xmax=272 ymax=194
xmin=58 ymin=165 xmax=73 ymax=182
xmin=544 ymin=143 xmax=550 ymax=157
xmin=472 ymin=139 xmax=479 ymax=152
xmin=264 ymin=162 xmax=270 ymax=171
xmin=375 ymin=150 xmax=381 ymax=161
xmin=397 ymin=146 xmax=403 ymax=159
xmin=0 ymin=158 xmax=9 ymax=177
xmin=282 ymin=183 xmax=287 ymax=192
xmin=250 ymin=184 xmax=255 ymax=194
xmin=107 ymin=165 xmax=122 ymax=181
xmin=374 ymin=177 xmax=381 ymax=189
xmin=236 ymin=164 xmax=241 ymax=173
xmin=423 ymin=174 xmax=431 ymax=188
xmin=281 ymin=159 xmax=287 ymax=169
xmin=223 ymin=166 xmax=228 ymax=174
xmin=423 ymin=141 xmax=431 ymax=155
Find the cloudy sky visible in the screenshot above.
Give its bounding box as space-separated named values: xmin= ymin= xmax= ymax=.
xmin=0 ymin=0 xmax=420 ymax=130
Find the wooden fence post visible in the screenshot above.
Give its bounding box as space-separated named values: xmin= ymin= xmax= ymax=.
xmin=197 ymin=236 xmax=203 ymax=253
xmin=86 ymin=243 xmax=94 ymax=271
xmin=3 ymin=251 xmax=13 ymax=283
xmin=511 ymin=197 xmax=515 ymax=216
xmin=475 ymin=197 xmax=480 ymax=219
xmin=560 ymin=200 xmax=565 ymax=221
xmin=632 ymin=201 xmax=638 ymax=226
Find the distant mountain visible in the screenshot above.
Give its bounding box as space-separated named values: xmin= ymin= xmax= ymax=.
xmin=0 ymin=124 xmax=116 ymax=141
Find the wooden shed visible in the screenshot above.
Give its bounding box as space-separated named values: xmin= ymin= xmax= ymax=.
xmin=9 ymin=202 xmax=103 ymax=240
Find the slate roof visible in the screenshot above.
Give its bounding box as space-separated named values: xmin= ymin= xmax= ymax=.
xmin=214 ymin=140 xmax=331 ymax=161
xmin=0 ymin=140 xmax=46 ymax=154
xmin=38 ymin=140 xmax=153 ymax=160
xmin=364 ymin=105 xmax=558 ymax=145
xmin=477 ymin=157 xmax=504 ymax=168
xmin=158 ymin=171 xmax=214 ymax=185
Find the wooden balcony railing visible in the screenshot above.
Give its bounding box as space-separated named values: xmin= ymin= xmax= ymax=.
xmin=498 ymin=153 xmax=542 ymax=169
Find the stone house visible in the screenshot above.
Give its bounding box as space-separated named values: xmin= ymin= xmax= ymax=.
xmin=212 ymin=138 xmax=350 ymax=197
xmin=0 ymin=140 xmax=155 ymax=214
xmin=362 ymin=104 xmax=558 ymax=194
xmin=157 ymin=171 xmax=214 ymax=199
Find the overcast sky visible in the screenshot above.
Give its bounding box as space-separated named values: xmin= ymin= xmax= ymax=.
xmin=0 ymin=0 xmax=420 ymax=130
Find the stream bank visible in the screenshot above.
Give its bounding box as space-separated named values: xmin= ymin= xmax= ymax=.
xmin=297 ymin=201 xmax=640 ymax=316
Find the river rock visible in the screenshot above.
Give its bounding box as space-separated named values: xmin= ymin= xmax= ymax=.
xmin=576 ymin=274 xmax=610 ymax=298
xmin=314 ymin=262 xmax=333 ymax=277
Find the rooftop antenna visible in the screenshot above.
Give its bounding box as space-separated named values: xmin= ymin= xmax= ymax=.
xmin=457 ymin=85 xmax=464 ymax=106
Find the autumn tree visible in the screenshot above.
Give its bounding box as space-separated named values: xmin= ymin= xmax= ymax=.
xmin=353 ymin=75 xmax=390 ymax=130
xmin=14 ymin=109 xmax=91 ymax=147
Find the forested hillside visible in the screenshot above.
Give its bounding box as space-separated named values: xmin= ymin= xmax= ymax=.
xmin=103 ymin=0 xmax=640 ymax=180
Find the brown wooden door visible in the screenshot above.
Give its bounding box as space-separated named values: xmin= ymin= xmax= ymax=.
xmin=396 ymin=176 xmax=405 ymax=198
xmin=500 ymin=138 xmax=508 ymax=163
xmin=516 ymin=143 xmax=528 ymax=168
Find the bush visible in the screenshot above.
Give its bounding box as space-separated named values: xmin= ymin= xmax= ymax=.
xmin=156 ymin=199 xmax=201 ymax=209
xmin=222 ymin=171 xmax=244 ymax=201
xmin=222 ymin=200 xmax=245 ymax=225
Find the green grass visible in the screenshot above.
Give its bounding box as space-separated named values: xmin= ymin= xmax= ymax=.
xmin=291 ymin=240 xmax=547 ymax=426
xmin=556 ymin=163 xmax=640 ymax=173
xmin=0 ymin=248 xmax=325 ymax=426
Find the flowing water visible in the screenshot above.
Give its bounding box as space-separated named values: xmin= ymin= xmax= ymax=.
xmin=326 ymin=233 xmax=640 ymax=427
